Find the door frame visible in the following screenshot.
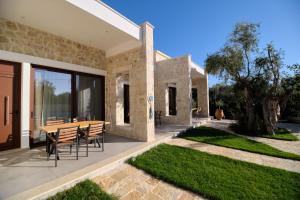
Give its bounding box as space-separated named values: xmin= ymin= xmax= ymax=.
xmin=0 ymin=60 xmax=21 ymax=151
xmin=29 ymin=64 xmax=105 ymax=148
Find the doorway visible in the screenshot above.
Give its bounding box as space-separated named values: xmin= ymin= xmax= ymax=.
xmin=0 ymin=60 xmax=21 ymax=151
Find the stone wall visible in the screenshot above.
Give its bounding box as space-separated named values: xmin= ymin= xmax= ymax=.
xmin=0 ymin=18 xmax=106 ymax=69
xmin=105 ymin=23 xmax=155 ymax=141
xmin=154 ymin=56 xmax=192 ymax=125
xmin=192 ymin=74 xmax=209 ymax=117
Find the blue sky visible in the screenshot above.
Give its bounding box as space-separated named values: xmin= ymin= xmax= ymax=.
xmin=103 ymin=0 xmax=300 ymax=87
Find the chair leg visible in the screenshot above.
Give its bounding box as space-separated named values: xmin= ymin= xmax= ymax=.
xmin=86 ymin=137 xmax=88 ymax=157
xmin=70 ymin=145 xmax=72 ymax=154
xmin=102 ymin=137 xmax=104 ymax=152
xmin=96 ymin=138 xmax=101 ymax=148
xmin=55 ymin=145 xmax=58 ymax=167
xmin=76 ymin=141 xmax=79 ymax=160
xmin=94 ymin=139 xmax=96 ymax=148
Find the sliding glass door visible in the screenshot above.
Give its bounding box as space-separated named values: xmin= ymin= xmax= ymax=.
xmin=76 ymin=75 xmax=104 ymax=121
xmin=31 ymin=67 xmax=104 ymax=145
xmin=33 ymin=69 xmax=72 ymax=144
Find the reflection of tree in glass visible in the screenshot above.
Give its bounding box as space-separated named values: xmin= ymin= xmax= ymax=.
xmin=38 ymin=80 xmax=71 ymax=123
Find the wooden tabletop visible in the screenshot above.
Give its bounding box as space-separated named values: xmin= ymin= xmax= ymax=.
xmin=40 ymin=121 xmax=110 ymax=133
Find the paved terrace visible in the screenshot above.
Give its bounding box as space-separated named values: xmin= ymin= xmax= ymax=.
xmin=0 ymin=125 xmax=190 ymax=200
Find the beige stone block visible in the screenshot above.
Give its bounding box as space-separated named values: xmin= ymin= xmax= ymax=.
xmin=121 ymin=190 xmax=143 ymax=200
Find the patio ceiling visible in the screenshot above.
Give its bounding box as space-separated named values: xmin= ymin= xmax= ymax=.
xmin=0 ymin=0 xmax=142 ymax=57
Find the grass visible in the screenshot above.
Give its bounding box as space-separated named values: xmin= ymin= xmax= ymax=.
xmin=178 ymin=126 xmax=300 ymax=161
xmin=261 ymin=128 xmax=299 ymax=141
xmin=47 ymin=180 xmax=117 ymax=200
xmin=128 ymin=144 xmax=300 ymax=200
xmin=230 ymin=124 xmax=298 ymax=141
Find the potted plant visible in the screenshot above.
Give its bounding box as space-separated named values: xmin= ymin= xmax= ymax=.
xmin=215 ymin=99 xmax=224 ymax=120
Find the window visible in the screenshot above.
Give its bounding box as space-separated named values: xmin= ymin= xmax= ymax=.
xmin=123 ymin=84 xmax=130 ymax=123
xmin=192 ymin=88 xmax=198 ymax=108
xmin=76 ymin=75 xmax=105 ymax=121
xmin=33 ymin=69 xmax=72 ymax=143
xmin=32 ymin=66 xmax=105 ymax=145
xmin=168 ymin=87 xmax=177 ymax=115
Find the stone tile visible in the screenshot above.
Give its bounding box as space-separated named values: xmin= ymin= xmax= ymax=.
xmin=111 ymin=170 xmax=129 ymax=182
xmin=146 ymin=176 xmax=160 ymax=186
xmin=152 ymin=182 xmax=182 ymax=200
xmin=142 ymin=192 xmax=164 ymax=200
xmin=107 ymin=177 xmax=138 ymax=198
xmin=93 ymin=176 xmax=118 ymax=190
xmin=120 ymin=190 xmax=143 ymax=200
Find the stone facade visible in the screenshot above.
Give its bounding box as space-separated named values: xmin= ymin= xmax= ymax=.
xmin=154 ymin=52 xmax=210 ymax=125
xmin=105 ymin=22 xmax=155 ymax=141
xmin=0 ymin=18 xmax=106 ymax=70
xmin=192 ymin=75 xmax=210 ymax=117
xmin=155 ymin=55 xmax=192 ymax=125
xmin=0 ymin=17 xmax=155 ymax=142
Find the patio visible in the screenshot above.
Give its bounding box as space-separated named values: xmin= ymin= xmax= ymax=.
xmin=0 ymin=127 xmax=178 ymax=200
xmin=0 ymin=134 xmax=144 ymax=199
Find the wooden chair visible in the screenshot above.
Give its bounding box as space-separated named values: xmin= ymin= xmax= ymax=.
xmin=47 ymin=126 xmax=79 ymax=167
xmin=82 ymin=122 xmax=105 ymax=156
xmin=192 ymin=107 xmax=202 ymax=119
xmin=45 ymin=118 xmax=65 ymax=154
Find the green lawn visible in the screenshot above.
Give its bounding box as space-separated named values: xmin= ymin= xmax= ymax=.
xmin=179 ymin=126 xmax=300 ymax=161
xmin=230 ymin=124 xmax=298 ymax=141
xmin=128 ymin=144 xmax=300 ymax=200
xmin=260 ymin=128 xmax=298 ymax=141
xmin=47 ymin=180 xmax=116 ymax=200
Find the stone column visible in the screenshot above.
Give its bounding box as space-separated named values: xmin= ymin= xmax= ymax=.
xmin=197 ymin=72 xmax=209 ymax=117
xmin=135 ymin=22 xmax=155 ymax=141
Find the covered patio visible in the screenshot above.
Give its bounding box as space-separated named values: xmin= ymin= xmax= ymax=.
xmin=0 ymin=128 xmax=175 ymax=199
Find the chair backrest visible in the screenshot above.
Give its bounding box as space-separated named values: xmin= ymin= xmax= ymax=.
xmin=46 ymin=119 xmax=65 ymax=126
xmin=57 ymin=126 xmax=79 ymax=143
xmin=88 ymin=122 xmax=104 ymax=137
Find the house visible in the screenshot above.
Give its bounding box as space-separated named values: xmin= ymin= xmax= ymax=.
xmin=0 ymin=0 xmax=208 ymax=152
xmin=154 ymin=51 xmax=209 ymax=125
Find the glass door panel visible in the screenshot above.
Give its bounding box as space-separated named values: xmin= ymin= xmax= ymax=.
xmin=76 ymin=75 xmax=104 ymax=121
xmin=33 ymin=69 xmax=72 ymax=144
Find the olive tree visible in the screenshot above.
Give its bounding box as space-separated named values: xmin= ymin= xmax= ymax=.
xmin=205 ymin=22 xmax=296 ymax=134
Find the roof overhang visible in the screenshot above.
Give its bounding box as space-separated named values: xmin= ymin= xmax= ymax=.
xmin=191 ymin=61 xmax=205 ymax=79
xmin=0 ymin=0 xmax=142 ymax=57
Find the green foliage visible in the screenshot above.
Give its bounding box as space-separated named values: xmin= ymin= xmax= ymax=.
xmin=281 ymin=69 xmax=300 ymax=118
xmin=129 ymin=144 xmax=300 ymax=200
xmin=47 ymin=180 xmax=117 ymax=200
xmin=209 ymin=84 xmax=239 ymax=119
xmin=179 ymin=126 xmax=300 ymax=160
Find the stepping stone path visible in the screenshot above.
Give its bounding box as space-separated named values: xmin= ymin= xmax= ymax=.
xmin=92 ymin=121 xmax=300 ymax=199
xmin=92 ymin=164 xmax=205 ymax=200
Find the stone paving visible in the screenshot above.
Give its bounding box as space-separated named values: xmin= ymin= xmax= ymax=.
xmin=92 ymin=164 xmax=205 ymax=200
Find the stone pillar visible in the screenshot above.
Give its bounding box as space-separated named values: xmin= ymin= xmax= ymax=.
xmin=135 ymin=22 xmax=155 ymax=141
xmin=197 ymin=72 xmax=209 ymax=117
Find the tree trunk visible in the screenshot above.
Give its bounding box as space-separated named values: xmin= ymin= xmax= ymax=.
xmin=243 ymin=87 xmax=256 ymax=132
xmin=262 ymin=97 xmax=279 ymax=135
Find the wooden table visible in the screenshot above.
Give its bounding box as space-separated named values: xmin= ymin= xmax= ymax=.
xmin=41 ymin=121 xmax=110 ymax=156
xmin=40 ymin=120 xmax=110 ymax=134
